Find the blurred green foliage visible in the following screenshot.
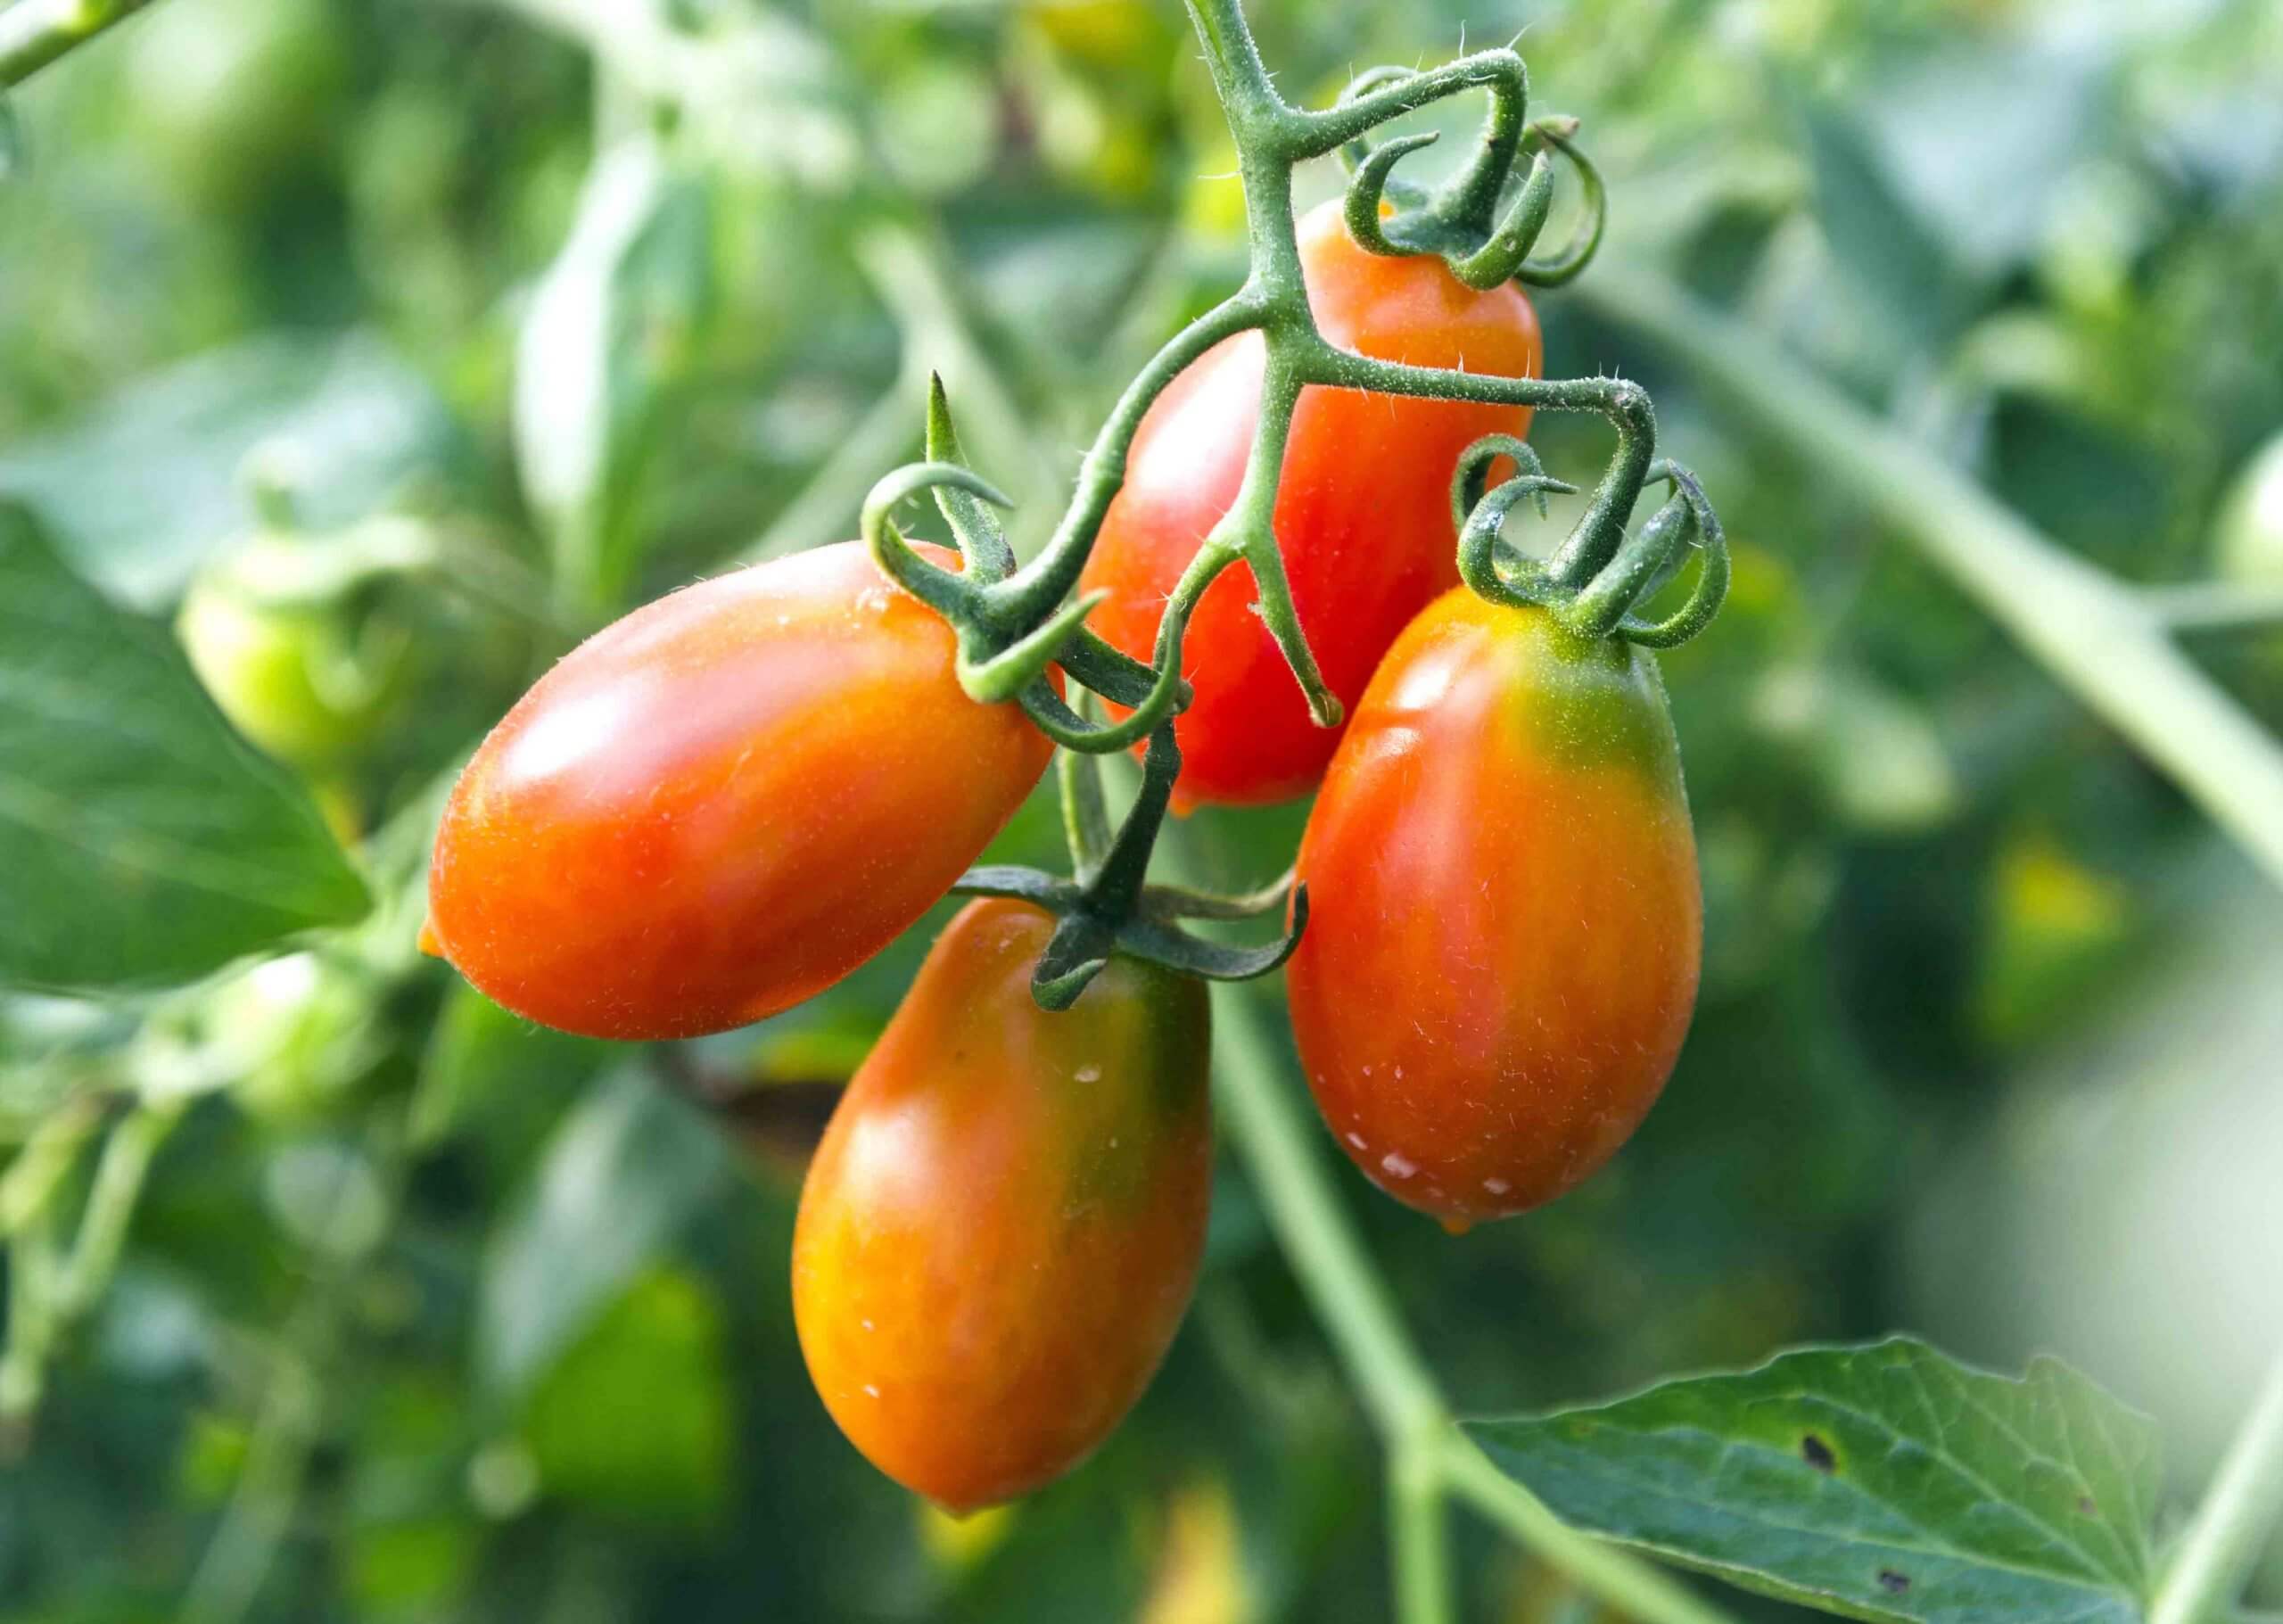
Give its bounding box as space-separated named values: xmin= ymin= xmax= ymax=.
xmin=1 ymin=0 xmax=2280 ymax=1620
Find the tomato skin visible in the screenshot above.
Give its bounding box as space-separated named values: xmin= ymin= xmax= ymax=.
xmin=1080 ymin=200 xmax=1544 ymax=810
xmin=793 ymin=900 xmax=1212 ymax=1513
xmin=1287 ymin=590 xmax=1701 ymax=1226
xmin=427 ymin=542 xmax=1051 ymax=1041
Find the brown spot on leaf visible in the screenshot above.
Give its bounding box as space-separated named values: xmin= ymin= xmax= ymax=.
xmin=1801 ymin=1434 xmax=1836 ymax=1472
xmin=1878 ymin=1570 xmax=1910 ymax=1595
xmin=2077 ymin=1495 xmax=2097 ymax=1515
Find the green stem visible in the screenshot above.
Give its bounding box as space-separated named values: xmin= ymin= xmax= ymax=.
xmin=2149 ymin=1347 xmax=2283 ymax=1624
xmin=1393 ymin=1443 xmax=1458 ymax=1624
xmin=1580 ymin=263 xmax=2283 ymax=892
xmin=57 ymin=1101 xmax=177 ymax=1318
xmin=0 ymin=0 xmax=162 ymax=87
xmin=2141 ymin=582 xmax=2283 ymax=638
xmin=1208 ymin=985 xmax=1446 ymax=1440
xmin=1204 ymin=976 xmax=1743 ymax=1624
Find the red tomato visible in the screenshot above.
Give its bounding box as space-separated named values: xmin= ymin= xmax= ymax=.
xmin=1287 ymin=589 xmax=1701 ymax=1228
xmin=426 ymin=542 xmax=1051 ymax=1040
xmin=1080 ymin=198 xmax=1543 ymax=810
xmin=793 ymin=900 xmax=1212 ymax=1512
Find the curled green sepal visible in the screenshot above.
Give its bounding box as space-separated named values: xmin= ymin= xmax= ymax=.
xmin=1609 ymin=462 xmax=1728 ymax=649
xmin=1342 ymin=131 xmax=1442 ymax=257
xmin=1118 ymin=886 xmax=1309 ymax=984
xmin=1456 ymin=467 xmax=1576 ymax=612
xmin=1466 ymin=453 xmax=1728 ymax=650
xmin=1510 ymin=120 xmax=1605 ymax=288
xmin=861 ymin=460 xmax=1002 ymax=623
xmin=1142 ymin=866 xmax=1297 ymax=922
xmin=949 ymin=723 xmax=1308 ymax=1011
xmin=960 ymin=588 xmax=1107 ymax=704
xmin=1450 ymin=433 xmax=1561 ymax=533
xmin=1446 ymin=148 xmax=1554 ymax=291
xmin=922 ymin=374 xmax=1016 ymax=583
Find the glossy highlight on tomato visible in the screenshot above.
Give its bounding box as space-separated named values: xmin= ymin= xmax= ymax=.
xmin=1287 ymin=589 xmax=1702 ymax=1228
xmin=426 ymin=541 xmax=1052 ymax=1041
xmin=793 ymin=900 xmax=1212 ymax=1512
xmin=1080 ymin=197 xmax=1543 ymax=810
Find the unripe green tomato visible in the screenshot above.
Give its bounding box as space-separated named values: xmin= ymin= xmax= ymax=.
xmin=177 ymin=535 xmax=411 ymax=772
xmin=2215 ymin=432 xmax=2283 ymax=587
xmin=121 ymin=0 xmax=348 ymax=212
xmin=206 ymin=952 xmax=381 ymax=1125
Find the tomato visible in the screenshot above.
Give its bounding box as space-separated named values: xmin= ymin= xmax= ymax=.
xmin=792 ymin=900 xmax=1212 ymax=1512
xmin=1287 ymin=589 xmax=1701 ymax=1228
xmin=177 ymin=535 xmax=412 ymax=773
xmin=1079 ymin=199 xmax=1543 ymax=810
xmin=426 ymin=542 xmax=1052 ymax=1041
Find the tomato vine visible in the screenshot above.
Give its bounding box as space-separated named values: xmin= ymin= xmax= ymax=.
xmin=862 ymin=0 xmax=1728 ymax=1011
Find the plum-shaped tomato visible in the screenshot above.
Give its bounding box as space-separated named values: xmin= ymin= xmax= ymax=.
xmin=1288 ymin=589 xmax=1702 ymax=1229
xmin=793 ymin=899 xmax=1212 ymax=1511
xmin=427 ymin=541 xmax=1051 ymax=1040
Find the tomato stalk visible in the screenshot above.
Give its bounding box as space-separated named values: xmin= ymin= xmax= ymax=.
xmin=2147 ymin=1346 xmax=2283 ymax=1624
xmin=1202 ymin=969 xmax=1743 ymax=1624
xmin=0 ymin=0 xmax=166 ymax=87
xmin=861 ymin=0 xmax=1727 ymax=1001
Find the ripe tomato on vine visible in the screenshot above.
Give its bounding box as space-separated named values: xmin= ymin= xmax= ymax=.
xmin=791 ymin=899 xmax=1213 ymax=1512
xmin=425 ymin=540 xmax=1052 ymax=1041
xmin=1080 ymin=197 xmax=1543 ymax=811
xmin=1288 ymin=588 xmax=1702 ymax=1229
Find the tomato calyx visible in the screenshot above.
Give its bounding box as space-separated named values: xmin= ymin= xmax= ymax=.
xmin=1451 ymin=435 xmax=1732 ymax=650
xmin=862 ymin=377 xmax=1189 ymax=753
xmin=956 ymin=721 xmax=1306 ymax=1011
xmin=1332 ymin=62 xmax=1606 ymax=293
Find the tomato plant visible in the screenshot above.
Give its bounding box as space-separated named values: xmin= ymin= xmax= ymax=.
xmin=425 ymin=540 xmax=1053 ymax=1041
xmin=790 ymin=898 xmax=1212 ymax=1512
xmin=1079 ymin=197 xmax=1543 ymax=810
xmin=1288 ymin=588 xmax=1702 ymax=1228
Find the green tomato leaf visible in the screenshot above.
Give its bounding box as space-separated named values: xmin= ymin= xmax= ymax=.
xmin=0 ymin=331 xmax=460 ymax=610
xmin=474 ymin=1068 xmax=728 ymax=1406
xmin=1464 ymin=1338 xmax=2161 ymax=1624
xmin=0 ymin=504 xmax=369 ymax=991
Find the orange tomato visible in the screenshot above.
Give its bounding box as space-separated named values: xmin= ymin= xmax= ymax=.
xmin=1288 ymin=590 xmax=1701 ymax=1227
xmin=793 ymin=900 xmax=1212 ymax=1511
xmin=427 ymin=542 xmax=1051 ymax=1040
xmin=1080 ymin=198 xmax=1543 ymax=810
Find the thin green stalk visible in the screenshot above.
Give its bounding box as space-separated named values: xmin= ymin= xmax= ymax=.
xmin=1578 ymin=263 xmax=2283 ymax=894
xmin=1393 ymin=1443 xmax=1458 ymax=1624
xmin=1206 ymin=977 xmax=1743 ymax=1624
xmin=2149 ymin=1347 xmax=2283 ymax=1624
xmin=2142 ymin=582 xmax=2283 ymax=638
xmin=0 ymin=0 xmax=161 ymax=87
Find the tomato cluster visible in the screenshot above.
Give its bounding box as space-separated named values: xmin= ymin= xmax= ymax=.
xmin=425 ymin=209 xmax=1702 ymax=1509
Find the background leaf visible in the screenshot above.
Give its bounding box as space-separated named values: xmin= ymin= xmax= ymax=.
xmin=0 ymin=504 xmax=368 ymax=990
xmin=1466 ymin=1338 xmax=2163 ymax=1624
xmin=474 ymin=1068 xmax=729 ymax=1406
xmin=0 ymin=331 xmax=459 ymax=609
